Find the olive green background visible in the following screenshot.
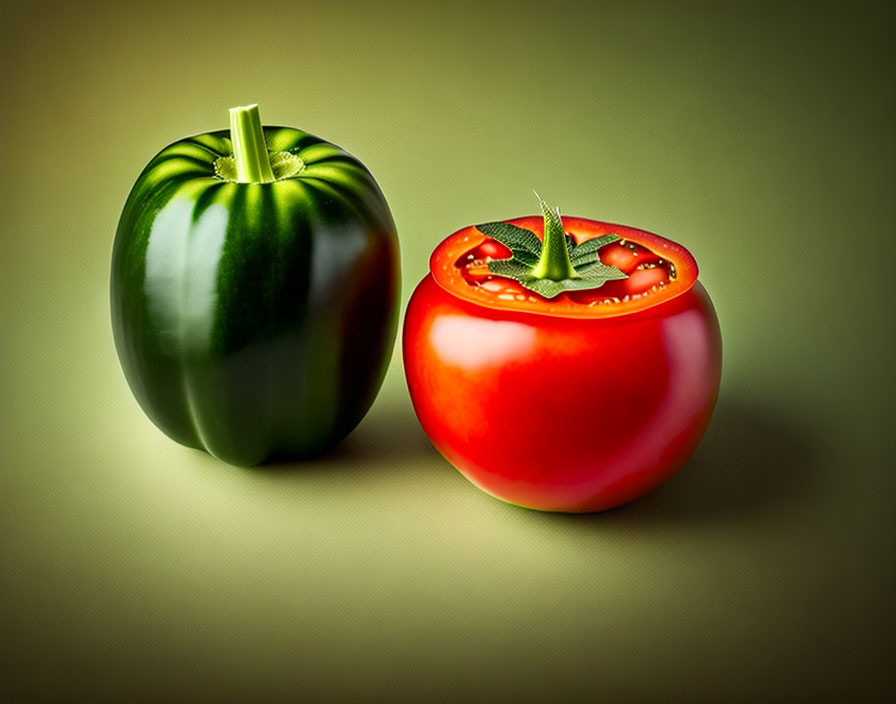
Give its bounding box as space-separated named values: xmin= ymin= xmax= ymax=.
xmin=1 ymin=1 xmax=893 ymax=701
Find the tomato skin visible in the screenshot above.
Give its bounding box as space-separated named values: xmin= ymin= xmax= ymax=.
xmin=403 ymin=275 xmax=722 ymax=512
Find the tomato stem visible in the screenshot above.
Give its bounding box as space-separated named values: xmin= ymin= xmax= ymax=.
xmin=531 ymin=195 xmax=578 ymax=281
xmin=229 ymin=104 xmax=275 ymax=184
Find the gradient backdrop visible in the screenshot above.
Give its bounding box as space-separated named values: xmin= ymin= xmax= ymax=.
xmin=1 ymin=1 xmax=894 ymax=701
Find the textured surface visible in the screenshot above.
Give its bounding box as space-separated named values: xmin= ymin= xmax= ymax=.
xmin=1 ymin=1 xmax=894 ymax=701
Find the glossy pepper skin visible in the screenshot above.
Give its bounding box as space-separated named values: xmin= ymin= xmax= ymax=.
xmin=111 ymin=122 xmax=399 ymax=466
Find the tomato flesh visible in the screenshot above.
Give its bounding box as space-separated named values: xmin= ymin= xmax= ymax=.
xmin=433 ymin=215 xmax=697 ymax=318
xmin=597 ymin=240 xmax=661 ymax=275
xmin=457 ymin=233 xmax=677 ymax=306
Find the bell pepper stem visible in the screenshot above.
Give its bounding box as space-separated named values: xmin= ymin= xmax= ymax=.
xmin=229 ymin=104 xmax=275 ymax=184
xmin=531 ymin=195 xmax=578 ymax=281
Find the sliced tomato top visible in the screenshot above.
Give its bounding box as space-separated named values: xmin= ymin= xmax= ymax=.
xmin=430 ymin=215 xmax=699 ymax=319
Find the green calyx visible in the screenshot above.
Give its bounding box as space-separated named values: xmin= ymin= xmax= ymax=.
xmin=476 ymin=195 xmax=628 ymax=299
xmin=214 ymin=150 xmax=305 ymax=182
xmin=531 ymin=195 xmax=578 ymax=280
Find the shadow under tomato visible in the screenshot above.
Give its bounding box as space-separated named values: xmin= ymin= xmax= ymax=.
xmin=536 ymin=393 xmax=824 ymax=526
xmin=244 ymin=388 xmax=823 ymax=527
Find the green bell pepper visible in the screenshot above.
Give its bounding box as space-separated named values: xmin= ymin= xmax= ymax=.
xmin=111 ymin=105 xmax=399 ymax=466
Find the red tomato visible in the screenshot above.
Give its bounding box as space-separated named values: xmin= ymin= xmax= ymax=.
xmin=403 ymin=215 xmax=722 ymax=512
